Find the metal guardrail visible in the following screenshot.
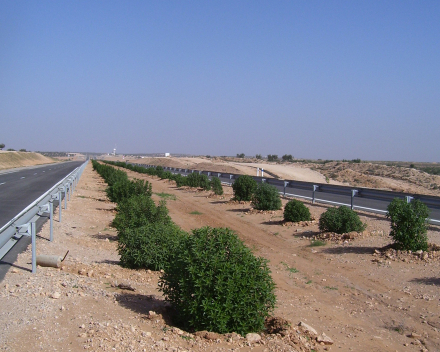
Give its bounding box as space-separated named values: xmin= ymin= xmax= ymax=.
xmin=0 ymin=160 xmax=88 ymax=272
xmin=135 ymin=163 xmax=440 ymax=225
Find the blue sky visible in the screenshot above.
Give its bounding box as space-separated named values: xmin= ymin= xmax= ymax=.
xmin=1 ymin=1 xmax=439 ymax=161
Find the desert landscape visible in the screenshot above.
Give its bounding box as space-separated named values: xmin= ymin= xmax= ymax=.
xmin=1 ymin=156 xmax=440 ymax=352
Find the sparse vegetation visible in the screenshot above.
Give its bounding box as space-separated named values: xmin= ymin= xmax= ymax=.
xmin=236 ymin=153 xmax=245 ymax=158
xmin=267 ymin=154 xmax=278 ymax=162
xmin=386 ymin=198 xmax=429 ymax=251
xmin=310 ymin=240 xmax=326 ymax=247
xmin=282 ymin=154 xmax=293 ymax=162
xmin=283 ymin=200 xmax=311 ymax=222
xmin=318 ymin=206 xmax=366 ymax=234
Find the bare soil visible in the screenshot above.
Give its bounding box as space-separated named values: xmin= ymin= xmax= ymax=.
xmin=1 ymin=160 xmax=440 ymax=352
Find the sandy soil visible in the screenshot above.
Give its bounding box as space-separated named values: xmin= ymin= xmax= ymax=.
xmin=1 ymin=162 xmax=440 ymax=352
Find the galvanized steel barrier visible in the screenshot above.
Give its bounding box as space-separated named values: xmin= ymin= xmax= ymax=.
xmin=135 ymin=163 xmax=440 ymax=225
xmin=0 ymin=160 xmax=88 ymax=272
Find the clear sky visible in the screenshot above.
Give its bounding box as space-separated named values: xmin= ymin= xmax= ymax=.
xmin=1 ymin=1 xmax=439 ymax=161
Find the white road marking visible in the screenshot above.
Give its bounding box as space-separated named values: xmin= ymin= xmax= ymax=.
xmin=0 ymin=182 xmax=5 ymax=185
xmin=20 ymin=177 xmax=25 ymax=179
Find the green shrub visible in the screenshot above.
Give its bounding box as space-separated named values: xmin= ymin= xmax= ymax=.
xmin=186 ymin=173 xmax=211 ymax=191
xmin=210 ymin=177 xmax=223 ymax=195
xmin=161 ymin=171 xmax=173 ymax=180
xmin=251 ymin=182 xmax=281 ymax=210
xmin=118 ymin=223 xmax=186 ymax=271
xmin=174 ymin=174 xmax=187 ymax=187
xmin=283 ymin=200 xmax=311 ymax=222
xmin=232 ymin=175 xmax=257 ymax=201
xmin=159 ymin=227 xmax=276 ymax=335
xmin=386 ymin=198 xmax=429 ymax=251
xmin=318 ymin=206 xmax=366 ymax=234
xmin=113 ymin=194 xmax=172 ymax=233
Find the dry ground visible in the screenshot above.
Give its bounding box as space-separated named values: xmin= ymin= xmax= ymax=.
xmin=1 ymin=161 xmax=440 ymax=352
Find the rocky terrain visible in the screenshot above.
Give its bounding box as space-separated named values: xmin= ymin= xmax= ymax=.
xmin=1 ymin=159 xmax=440 ymax=351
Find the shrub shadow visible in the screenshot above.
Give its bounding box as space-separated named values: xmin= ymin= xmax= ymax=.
xmin=261 ymin=220 xmax=285 ymax=226
xmin=227 ymin=208 xmax=251 ymax=213
xmin=98 ymin=259 xmax=120 ymax=266
xmin=292 ymin=231 xmax=321 ymax=239
xmin=409 ymin=277 xmax=440 ymax=286
xmin=116 ymin=293 xmax=174 ymax=325
xmin=91 ymin=233 xmax=118 ymax=241
xmin=210 ymin=201 xmax=229 ymax=205
xmin=321 ymin=246 xmax=378 ymax=255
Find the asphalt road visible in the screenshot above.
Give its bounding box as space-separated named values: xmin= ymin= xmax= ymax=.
xmin=0 ymin=161 xmax=84 ymax=281
xmin=0 ymin=161 xmax=84 ymax=228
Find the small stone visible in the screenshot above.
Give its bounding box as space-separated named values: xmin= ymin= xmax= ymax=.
xmin=11 ymin=269 xmax=18 ymax=273
xmin=299 ymin=321 xmax=318 ymax=335
xmin=51 ymin=292 xmax=61 ymax=299
xmin=317 ymin=333 xmax=334 ymax=345
xmin=87 ymin=270 xmax=94 ymax=277
xmin=246 ymin=333 xmax=261 ymax=343
xmin=409 ymin=332 xmax=421 ymax=338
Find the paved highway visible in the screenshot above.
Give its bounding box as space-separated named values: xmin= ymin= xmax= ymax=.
xmin=0 ymin=161 xmax=84 ymax=228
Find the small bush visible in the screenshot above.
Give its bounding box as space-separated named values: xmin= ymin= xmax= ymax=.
xmin=118 ymin=223 xmax=186 ymax=270
xmin=386 ymin=198 xmax=429 ymax=251
xmin=174 ymin=174 xmax=187 ymax=187
xmin=319 ymin=206 xmax=366 ymax=234
xmin=106 ymin=178 xmax=152 ymax=204
xmin=159 ymin=227 xmax=276 ymax=335
xmin=113 ymin=194 xmax=172 ymax=232
xmin=232 ymin=175 xmax=257 ymax=201
xmin=210 ymin=177 xmax=223 ymax=195
xmin=184 ymin=173 xmax=211 ymax=191
xmin=251 ymin=182 xmax=281 ymax=210
xmin=283 ymin=200 xmax=311 ymax=222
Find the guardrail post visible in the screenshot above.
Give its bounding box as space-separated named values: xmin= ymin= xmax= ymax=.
xmin=257 ymin=168 xmax=259 ymax=176
xmin=351 ymin=190 xmax=358 ymax=210
xmin=262 ymin=178 xmax=266 ymax=183
xmin=38 ymin=204 xmax=53 ymax=241
xmin=406 ymin=196 xmax=414 ymax=203
xmin=284 ymin=181 xmax=289 ymax=196
xmin=218 ymin=173 xmax=221 ymax=178
xmin=313 ymin=185 xmax=319 ymax=204
xmin=16 ymin=222 xmax=36 ymax=273
xmin=261 ymin=168 xmax=264 ymax=177
xmin=58 ymin=187 xmax=64 ymax=220
xmin=49 ymin=202 xmax=53 ymax=241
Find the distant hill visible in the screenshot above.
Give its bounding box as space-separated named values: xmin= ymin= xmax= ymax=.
xmin=0 ymin=151 xmax=59 ymax=170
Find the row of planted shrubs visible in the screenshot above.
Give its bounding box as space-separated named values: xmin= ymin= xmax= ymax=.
xmin=91 ymin=160 xmax=275 ymax=335
xmin=102 ymin=160 xmax=224 ymax=195
xmin=231 ymin=175 xmax=430 ymax=251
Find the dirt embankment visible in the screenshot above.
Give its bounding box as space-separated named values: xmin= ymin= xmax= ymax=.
xmin=308 ymin=161 xmax=440 ymax=196
xmin=0 ymin=151 xmax=58 ymax=171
